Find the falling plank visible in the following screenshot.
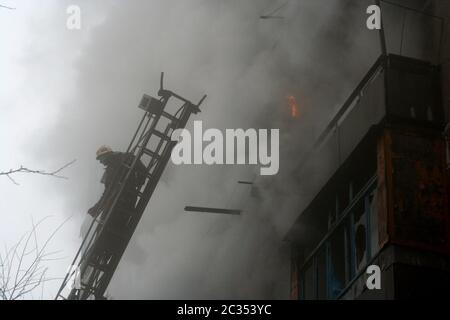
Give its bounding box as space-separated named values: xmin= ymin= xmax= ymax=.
xmin=259 ymin=15 xmax=285 ymax=19
xmin=184 ymin=206 xmax=242 ymax=215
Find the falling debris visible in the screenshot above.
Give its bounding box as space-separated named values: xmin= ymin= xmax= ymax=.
xmin=185 ymin=206 xmax=242 ymax=216
xmin=260 ymin=15 xmax=284 ymax=19
xmin=238 ymin=181 xmax=254 ymax=185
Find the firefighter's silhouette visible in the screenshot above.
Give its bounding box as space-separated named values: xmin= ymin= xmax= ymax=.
xmin=88 ymin=145 xmax=146 ymax=229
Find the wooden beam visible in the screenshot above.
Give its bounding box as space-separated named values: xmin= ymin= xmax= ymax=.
xmin=184 ymin=206 xmax=242 ymax=215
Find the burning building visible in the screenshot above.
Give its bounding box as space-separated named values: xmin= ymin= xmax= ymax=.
xmin=286 ymin=0 xmax=450 ymax=299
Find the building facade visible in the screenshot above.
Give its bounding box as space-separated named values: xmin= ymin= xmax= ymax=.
xmin=287 ymin=1 xmax=450 ymax=300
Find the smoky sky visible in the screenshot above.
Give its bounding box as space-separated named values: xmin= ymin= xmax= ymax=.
xmin=12 ymin=0 xmax=382 ymax=299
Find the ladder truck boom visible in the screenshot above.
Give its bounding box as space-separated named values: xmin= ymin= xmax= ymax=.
xmin=56 ymin=73 xmax=206 ymax=300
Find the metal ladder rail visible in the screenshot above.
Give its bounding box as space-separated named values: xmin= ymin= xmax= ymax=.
xmin=56 ymin=111 xmax=160 ymax=300
xmin=79 ymin=101 xmax=198 ymax=298
xmin=72 ymin=108 xmax=167 ymax=299
xmin=55 ymin=73 xmax=206 ymax=300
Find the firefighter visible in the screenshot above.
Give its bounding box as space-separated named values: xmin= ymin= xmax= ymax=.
xmin=88 ymin=145 xmax=147 ymax=220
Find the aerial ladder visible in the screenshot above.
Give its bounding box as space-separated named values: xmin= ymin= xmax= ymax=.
xmin=55 ymin=73 xmax=206 ymax=300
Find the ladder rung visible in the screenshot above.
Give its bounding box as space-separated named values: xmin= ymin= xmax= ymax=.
xmin=142 ymin=148 xmax=160 ymax=158
xmin=161 ymin=111 xmax=178 ymax=122
xmin=153 ymin=130 xmax=170 ymax=140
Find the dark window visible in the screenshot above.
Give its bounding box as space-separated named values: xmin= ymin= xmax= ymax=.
xmin=352 ymin=200 xmax=367 ymax=273
xmin=336 ymin=187 xmax=349 ymax=217
xmin=297 ymin=178 xmax=378 ymax=300
xmin=328 ymin=225 xmax=347 ymax=298
xmin=303 ymin=261 xmax=316 ymax=300
xmin=317 ymin=249 xmax=327 ymax=299
xmin=368 ymin=188 xmax=379 ymax=259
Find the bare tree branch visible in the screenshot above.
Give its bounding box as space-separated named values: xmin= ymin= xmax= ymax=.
xmin=0 ymin=160 xmax=76 ymax=185
xmin=0 ymin=216 xmax=71 ymax=300
xmin=0 ymin=4 xmax=16 ymax=10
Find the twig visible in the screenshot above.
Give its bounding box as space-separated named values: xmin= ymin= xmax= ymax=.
xmin=0 ymin=160 xmax=76 ymax=185
xmin=0 ymin=216 xmax=71 ymax=299
xmin=0 ymin=4 xmax=15 ymax=10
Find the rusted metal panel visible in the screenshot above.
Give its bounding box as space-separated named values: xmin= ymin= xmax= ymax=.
xmin=290 ymin=258 xmax=299 ymax=300
xmin=378 ymin=125 xmax=450 ymax=253
xmin=376 ymin=132 xmax=391 ymax=249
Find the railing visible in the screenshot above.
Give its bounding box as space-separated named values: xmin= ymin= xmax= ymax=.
xmin=295 ymin=51 xmax=442 ymax=236
xmin=298 ymin=175 xmax=378 ymax=300
xmin=296 ymin=56 xmax=386 ymax=216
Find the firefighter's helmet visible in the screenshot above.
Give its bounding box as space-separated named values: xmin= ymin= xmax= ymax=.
xmin=96 ymin=145 xmax=113 ymax=160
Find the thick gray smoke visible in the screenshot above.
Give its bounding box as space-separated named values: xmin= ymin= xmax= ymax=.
xmin=28 ymin=0 xmax=380 ymax=299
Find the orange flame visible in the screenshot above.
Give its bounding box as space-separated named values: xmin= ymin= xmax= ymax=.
xmin=287 ymin=95 xmax=299 ymax=118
